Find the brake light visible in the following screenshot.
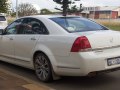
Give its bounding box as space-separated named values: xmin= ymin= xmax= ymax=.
xmin=71 ymin=36 xmax=91 ymax=52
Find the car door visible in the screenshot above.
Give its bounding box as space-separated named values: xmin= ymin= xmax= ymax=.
xmin=14 ymin=18 xmax=49 ymax=62
xmin=0 ymin=19 xmax=23 ymax=59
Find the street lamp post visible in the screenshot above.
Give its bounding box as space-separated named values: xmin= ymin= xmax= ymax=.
xmin=16 ymin=0 xmax=18 ymax=19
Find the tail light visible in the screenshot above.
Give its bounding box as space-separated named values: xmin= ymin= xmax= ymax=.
xmin=71 ymin=36 xmax=91 ymax=52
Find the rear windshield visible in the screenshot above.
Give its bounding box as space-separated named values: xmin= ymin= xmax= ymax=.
xmin=0 ymin=16 xmax=6 ymax=21
xmin=50 ymin=17 xmax=108 ymax=33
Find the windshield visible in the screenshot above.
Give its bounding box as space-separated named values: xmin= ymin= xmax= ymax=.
xmin=50 ymin=17 xmax=108 ymax=33
xmin=0 ymin=16 xmax=6 ymax=21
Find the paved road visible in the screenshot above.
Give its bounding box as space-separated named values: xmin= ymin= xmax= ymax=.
xmin=0 ymin=61 xmax=120 ymax=90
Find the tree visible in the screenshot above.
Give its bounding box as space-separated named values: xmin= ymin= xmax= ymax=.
xmin=68 ymin=4 xmax=83 ymax=14
xmin=68 ymin=5 xmax=78 ymax=13
xmin=18 ymin=3 xmax=38 ymax=17
xmin=10 ymin=10 xmax=16 ymax=17
xmin=0 ymin=0 xmax=9 ymax=13
xmin=53 ymin=0 xmax=71 ymax=16
xmin=53 ymin=0 xmax=83 ymax=16
xmin=40 ymin=9 xmax=53 ymax=15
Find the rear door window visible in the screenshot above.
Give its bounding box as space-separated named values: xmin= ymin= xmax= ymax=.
xmin=20 ymin=18 xmax=49 ymax=34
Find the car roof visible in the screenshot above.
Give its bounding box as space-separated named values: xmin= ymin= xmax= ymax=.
xmin=21 ymin=15 xmax=81 ymax=19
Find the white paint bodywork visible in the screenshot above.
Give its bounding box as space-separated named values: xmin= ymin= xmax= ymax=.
xmin=0 ymin=15 xmax=120 ymax=76
xmin=0 ymin=15 xmax=8 ymax=29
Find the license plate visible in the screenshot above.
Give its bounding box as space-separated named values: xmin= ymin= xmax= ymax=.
xmin=107 ymin=57 xmax=120 ymax=66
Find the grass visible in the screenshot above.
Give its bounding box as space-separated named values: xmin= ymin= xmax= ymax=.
xmin=7 ymin=17 xmax=15 ymax=24
xmin=96 ymin=20 xmax=120 ymax=31
xmin=105 ymin=25 xmax=120 ymax=31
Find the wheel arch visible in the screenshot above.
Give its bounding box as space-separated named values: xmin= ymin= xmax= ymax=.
xmin=32 ymin=47 xmax=58 ymax=72
xmin=33 ymin=50 xmax=60 ymax=81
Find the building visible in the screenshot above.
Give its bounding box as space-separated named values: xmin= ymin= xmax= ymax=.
xmin=82 ymin=7 xmax=100 ymax=18
xmin=82 ymin=6 xmax=120 ymax=19
xmin=114 ymin=7 xmax=120 ymax=18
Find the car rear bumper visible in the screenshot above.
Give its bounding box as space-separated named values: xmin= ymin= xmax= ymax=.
xmin=54 ymin=47 xmax=120 ymax=76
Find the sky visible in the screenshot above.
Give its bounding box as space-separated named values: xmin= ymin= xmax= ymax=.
xmin=11 ymin=0 xmax=120 ymax=11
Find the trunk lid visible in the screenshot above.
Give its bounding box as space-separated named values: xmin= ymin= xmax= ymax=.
xmin=73 ymin=30 xmax=120 ymax=49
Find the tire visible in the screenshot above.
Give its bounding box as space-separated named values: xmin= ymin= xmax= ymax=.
xmin=34 ymin=53 xmax=53 ymax=82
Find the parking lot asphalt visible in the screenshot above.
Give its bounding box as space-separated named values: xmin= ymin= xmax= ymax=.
xmin=1 ymin=61 xmax=120 ymax=90
xmin=0 ymin=68 xmax=50 ymax=90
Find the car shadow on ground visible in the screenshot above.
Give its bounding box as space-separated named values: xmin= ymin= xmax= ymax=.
xmin=0 ymin=61 xmax=119 ymax=90
xmin=46 ymin=75 xmax=117 ymax=90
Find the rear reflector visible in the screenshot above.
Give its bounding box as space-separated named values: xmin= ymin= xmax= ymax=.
xmin=71 ymin=36 xmax=91 ymax=52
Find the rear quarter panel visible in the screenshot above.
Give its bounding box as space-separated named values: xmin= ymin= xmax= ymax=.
xmin=32 ymin=35 xmax=77 ymax=71
xmin=34 ymin=35 xmax=77 ymax=57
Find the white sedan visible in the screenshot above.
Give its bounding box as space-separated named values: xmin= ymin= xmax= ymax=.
xmin=0 ymin=15 xmax=120 ymax=82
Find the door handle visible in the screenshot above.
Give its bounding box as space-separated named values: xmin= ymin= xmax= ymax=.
xmin=31 ymin=37 xmax=36 ymax=40
xmin=10 ymin=38 xmax=13 ymax=40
